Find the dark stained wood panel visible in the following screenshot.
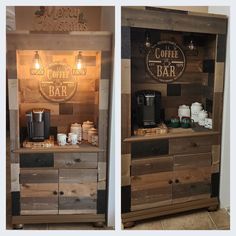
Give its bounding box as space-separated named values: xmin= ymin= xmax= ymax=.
xmin=131 ymin=156 xmax=173 ymax=176
xmin=132 ymin=139 xmax=169 ymax=158
xmin=20 ymin=153 xmax=54 ymax=168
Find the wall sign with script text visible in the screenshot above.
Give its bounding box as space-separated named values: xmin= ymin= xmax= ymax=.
xmin=39 ymin=63 xmax=77 ymax=102
xmin=33 ymin=6 xmax=87 ymax=32
xmin=146 ymin=41 xmax=186 ymax=83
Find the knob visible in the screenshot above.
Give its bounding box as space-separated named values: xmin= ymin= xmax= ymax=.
xmin=59 ymin=191 xmax=64 ymax=195
xmin=175 ymin=179 xmax=180 ymax=183
xmin=168 ymin=180 xmax=173 ymax=184
xmin=74 ymin=158 xmax=81 ymax=163
xmin=53 ymin=191 xmax=58 ymax=195
xmin=75 ymin=198 xmax=80 ymax=202
xmin=191 ymin=142 xmax=198 ymax=147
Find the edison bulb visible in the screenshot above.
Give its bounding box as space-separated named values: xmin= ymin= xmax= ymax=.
xmin=34 ymin=61 xmax=41 ymax=69
xmin=76 ymin=60 xmax=82 ymax=70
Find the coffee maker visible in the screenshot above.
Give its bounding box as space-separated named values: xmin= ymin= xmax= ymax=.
xmin=26 ymin=108 xmax=50 ymax=142
xmin=134 ymin=90 xmax=161 ymax=128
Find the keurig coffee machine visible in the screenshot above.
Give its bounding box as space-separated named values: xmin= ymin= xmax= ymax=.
xmin=135 ymin=90 xmax=161 ymax=128
xmin=26 ymin=108 xmax=50 ymax=141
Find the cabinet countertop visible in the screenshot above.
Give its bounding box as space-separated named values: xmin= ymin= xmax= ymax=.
xmin=13 ymin=143 xmax=103 ymax=154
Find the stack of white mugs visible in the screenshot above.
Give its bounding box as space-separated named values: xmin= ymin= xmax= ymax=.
xmin=178 ymin=102 xmax=212 ymax=129
xmin=57 ymin=120 xmax=98 ymax=146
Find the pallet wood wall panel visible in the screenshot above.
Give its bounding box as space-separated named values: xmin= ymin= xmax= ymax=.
xmin=20 ymin=153 xmax=54 ymax=168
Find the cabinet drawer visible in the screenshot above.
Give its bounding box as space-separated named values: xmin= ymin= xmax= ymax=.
xmin=20 ymin=153 xmax=54 ymax=168
xmin=54 ymin=153 xmax=97 ymax=169
xmin=169 ymin=136 xmax=218 ymax=155
xmin=131 ymin=156 xmax=173 ymax=176
xmin=174 ymin=153 xmax=212 ymax=170
xmin=131 ymin=139 xmax=169 ymax=158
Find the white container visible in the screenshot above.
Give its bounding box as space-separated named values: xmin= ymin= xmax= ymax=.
xmin=204 ymin=118 xmax=212 ymax=129
xmin=198 ymin=110 xmax=208 ymax=126
xmin=88 ymin=128 xmax=98 ymax=143
xmin=68 ymin=133 xmax=78 ymax=145
xmin=82 ymin=121 xmax=94 ymax=140
xmin=92 ymin=135 xmax=98 ymax=146
xmin=191 ymin=102 xmax=203 ymax=122
xmin=57 ymin=133 xmax=67 ymax=146
xmin=178 ymin=105 xmax=190 ymax=120
xmin=70 ymin=123 xmax=82 ymax=142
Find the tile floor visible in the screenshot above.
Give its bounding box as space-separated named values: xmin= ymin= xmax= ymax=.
xmin=126 ymin=208 xmax=230 ymax=230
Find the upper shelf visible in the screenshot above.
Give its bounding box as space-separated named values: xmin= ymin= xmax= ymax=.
xmin=13 ymin=143 xmax=103 ymax=154
xmin=124 ymin=127 xmax=220 ymax=143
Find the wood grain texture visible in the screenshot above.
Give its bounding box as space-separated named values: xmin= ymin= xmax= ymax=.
xmin=7 ymin=50 xmax=17 ymax=78
xmin=121 ymin=94 xmax=131 ymax=154
xmin=11 ymin=163 xmax=20 ymax=192
xmin=7 ymin=32 xmax=112 ymax=51
xmin=59 ymin=169 xmax=97 ymax=183
xmin=8 ymin=79 xmax=18 ymax=110
xmin=121 ymin=59 xmax=131 ymax=94
xmin=101 ymin=51 xmax=111 ymax=80
xmin=212 ymin=92 xmax=223 ymax=131
xmin=98 ymin=162 xmax=106 ymax=181
xmin=174 ymin=153 xmax=212 ymax=170
xmin=21 ymin=183 xmax=58 ymax=197
xmin=20 ymin=169 xmax=58 ymax=184
xmin=131 ymin=156 xmax=173 ymax=176
xmin=98 ymin=109 xmax=108 ymax=152
xmin=214 ymin=62 xmax=225 ymax=93
xmin=59 ymin=183 xmax=97 ymax=198
xmin=212 ymin=145 xmax=221 ymax=164
xmin=54 ymin=153 xmax=97 ymax=169
xmin=20 ymin=153 xmax=54 ymax=168
xmin=169 ymin=135 xmax=218 ymax=155
xmin=122 ymin=154 xmax=131 ymax=186
xmin=122 ymin=8 xmax=227 ymax=34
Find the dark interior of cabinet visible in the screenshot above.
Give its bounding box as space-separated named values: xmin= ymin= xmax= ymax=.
xmin=130 ymin=27 xmax=217 ymax=134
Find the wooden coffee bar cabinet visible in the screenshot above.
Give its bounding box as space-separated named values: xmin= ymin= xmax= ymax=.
xmin=121 ymin=7 xmax=227 ymax=227
xmin=7 ymin=31 xmax=112 ymax=228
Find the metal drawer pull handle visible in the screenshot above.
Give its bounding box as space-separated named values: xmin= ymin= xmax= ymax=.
xmin=75 ymin=198 xmax=80 ymax=202
xmin=74 ymin=158 xmax=81 ymax=163
xmin=168 ymin=180 xmax=173 ymax=184
xmin=191 ymin=142 xmax=198 ymax=147
xmin=59 ymin=191 xmax=64 ymax=195
xmin=53 ymin=191 xmax=58 ymax=195
xmin=65 ymin=161 xmax=72 ymax=166
xmin=175 ymin=179 xmax=180 ymax=183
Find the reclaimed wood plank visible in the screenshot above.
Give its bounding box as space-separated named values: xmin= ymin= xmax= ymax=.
xmin=121 ymin=59 xmax=131 ymax=94
xmin=122 ymin=154 xmax=131 ymax=186
xmin=212 ymin=92 xmax=224 ymax=131
xmin=174 ymin=153 xmax=212 ymax=170
xmin=122 ymin=8 xmax=227 ymax=34
xmin=20 ymin=169 xmax=58 ymax=183
xmin=169 ymin=135 xmax=219 ymax=154
xmin=131 ymin=156 xmax=173 ymax=176
xmin=54 ymin=153 xmax=97 ymax=169
xmin=59 ymin=169 xmax=97 ymax=183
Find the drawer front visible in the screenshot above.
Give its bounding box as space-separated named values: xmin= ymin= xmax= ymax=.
xmin=174 ymin=153 xmax=212 ymax=170
xmin=169 ymin=136 xmax=218 ymax=155
xmin=131 ymin=172 xmax=173 ymax=211
xmin=131 ymin=156 xmax=173 ymax=176
xmin=20 ymin=169 xmax=58 ymax=215
xmin=131 ymin=139 xmax=169 ymax=158
xmin=54 ymin=153 xmax=97 ymax=169
xmin=20 ymin=153 xmax=54 ymax=168
xmin=59 ymin=168 xmax=97 ymax=214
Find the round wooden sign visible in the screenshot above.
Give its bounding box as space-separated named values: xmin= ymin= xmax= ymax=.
xmin=39 ymin=63 xmax=77 ymax=102
xmin=146 ymin=41 xmax=186 ymax=83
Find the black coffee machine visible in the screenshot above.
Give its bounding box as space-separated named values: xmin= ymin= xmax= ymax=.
xmin=134 ymin=90 xmax=161 ymax=128
xmin=26 ymin=108 xmax=50 ymax=142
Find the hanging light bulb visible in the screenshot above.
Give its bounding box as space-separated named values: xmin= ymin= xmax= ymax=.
xmin=34 ymin=51 xmax=41 ymax=69
xmin=188 ymin=40 xmax=196 ymax=51
xmin=145 ymin=31 xmax=151 ymax=48
xmin=30 ymin=51 xmax=44 ymax=75
xmin=76 ymin=51 xmax=83 ymax=70
xmin=72 ymin=51 xmax=87 ymax=76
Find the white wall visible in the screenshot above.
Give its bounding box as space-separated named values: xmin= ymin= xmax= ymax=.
xmin=208 ymin=6 xmax=230 ymax=209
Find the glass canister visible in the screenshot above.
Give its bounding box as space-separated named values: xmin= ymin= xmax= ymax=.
xmin=70 ymin=123 xmax=82 ymax=142
xmin=88 ymin=128 xmax=98 ymax=143
xmin=82 ymin=121 xmax=94 ymax=140
xmin=191 ymin=102 xmax=203 ymax=122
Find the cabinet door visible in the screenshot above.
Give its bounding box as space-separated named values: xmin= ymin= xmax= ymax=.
xmin=172 ymin=153 xmax=212 ymax=204
xmin=20 ymin=169 xmax=58 ymax=215
xmin=59 ymin=169 xmax=97 ymax=214
xmin=131 ymin=156 xmax=173 ymax=211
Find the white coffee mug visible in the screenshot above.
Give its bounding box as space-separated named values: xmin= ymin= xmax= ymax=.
xmin=57 ymin=133 xmax=67 ymax=146
xmin=68 ymin=133 xmax=78 ymax=145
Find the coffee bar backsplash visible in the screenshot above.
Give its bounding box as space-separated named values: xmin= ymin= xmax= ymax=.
xmin=17 ymin=50 xmax=100 ymax=141
xmin=131 ymin=28 xmax=216 ymax=122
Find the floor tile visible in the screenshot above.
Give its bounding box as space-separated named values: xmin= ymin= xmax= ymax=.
xmin=161 ymin=210 xmax=216 ymax=230
xmin=128 ymin=219 xmax=163 ymax=230
xmin=209 ymin=209 xmax=230 ymax=229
